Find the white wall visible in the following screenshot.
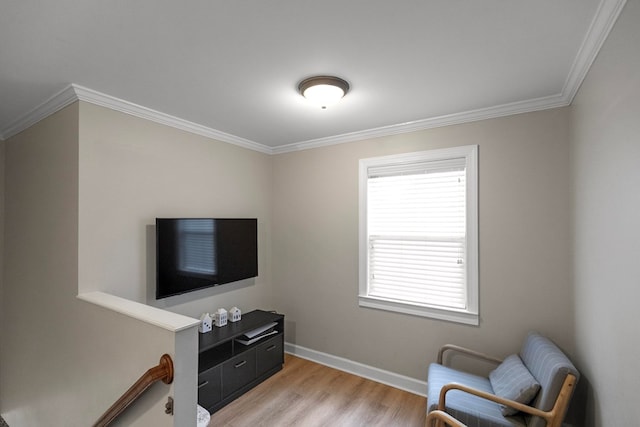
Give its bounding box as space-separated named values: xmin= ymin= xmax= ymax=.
xmin=74 ymin=101 xmax=276 ymax=425
xmin=0 ymin=139 xmax=4 ymax=407
xmin=1 ymin=99 xmax=274 ymax=426
xmin=0 ymin=104 xmax=179 ymax=426
xmin=1 ymin=104 xmax=80 ymax=425
xmin=7 ymin=12 xmax=639 ymax=420
xmin=77 ymin=102 xmax=275 ymax=318
xmin=272 ymin=108 xmax=575 ymax=382
xmin=570 ymin=0 xmax=640 ymax=425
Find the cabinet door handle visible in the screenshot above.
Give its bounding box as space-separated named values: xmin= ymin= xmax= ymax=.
xmin=198 ymin=381 xmax=209 ymax=388
xmin=234 ymin=360 xmax=247 ymax=368
xmin=266 ymin=345 xmax=276 ymax=352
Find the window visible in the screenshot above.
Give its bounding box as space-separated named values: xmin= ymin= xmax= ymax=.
xmin=359 ymin=145 xmax=478 ymax=325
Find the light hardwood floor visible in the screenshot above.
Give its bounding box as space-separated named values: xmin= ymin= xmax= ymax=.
xmin=209 ymin=353 xmax=427 ymax=427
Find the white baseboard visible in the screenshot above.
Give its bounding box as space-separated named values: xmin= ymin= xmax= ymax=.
xmin=284 ymin=342 xmax=427 ymax=397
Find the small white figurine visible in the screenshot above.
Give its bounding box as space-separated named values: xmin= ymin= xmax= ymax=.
xmin=229 ymin=306 xmax=242 ymax=322
xmin=199 ymin=313 xmax=212 ymax=333
xmin=214 ymin=308 xmax=228 ymax=327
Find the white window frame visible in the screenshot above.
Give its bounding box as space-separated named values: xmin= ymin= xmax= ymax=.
xmin=358 ymin=145 xmax=478 ymax=325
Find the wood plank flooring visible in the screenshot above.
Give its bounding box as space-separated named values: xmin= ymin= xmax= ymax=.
xmin=209 ymin=353 xmax=427 ymax=427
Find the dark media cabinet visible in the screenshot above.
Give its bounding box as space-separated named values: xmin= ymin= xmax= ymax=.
xmin=198 ymin=309 xmax=284 ymax=413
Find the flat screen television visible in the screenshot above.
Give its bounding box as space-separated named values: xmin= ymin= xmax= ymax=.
xmin=156 ymin=218 xmax=258 ymax=299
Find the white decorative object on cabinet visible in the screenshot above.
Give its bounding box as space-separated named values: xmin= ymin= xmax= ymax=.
xmin=199 ymin=313 xmax=212 ymax=333
xmin=229 ymin=307 xmax=242 ymax=322
xmin=214 ymin=308 xmax=228 ymax=327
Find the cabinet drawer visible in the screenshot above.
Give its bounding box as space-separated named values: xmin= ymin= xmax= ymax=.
xmin=256 ymin=334 xmax=284 ymax=377
xmin=222 ymin=350 xmax=256 ymax=398
xmin=198 ymin=365 xmax=222 ymax=409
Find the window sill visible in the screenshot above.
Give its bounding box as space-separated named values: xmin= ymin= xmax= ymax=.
xmin=358 ymin=295 xmax=479 ymax=326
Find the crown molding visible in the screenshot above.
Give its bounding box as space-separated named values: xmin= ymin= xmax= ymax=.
xmin=0 ymin=83 xmax=272 ymax=154
xmin=272 ymin=0 xmax=625 ymax=154
xmin=272 ymin=93 xmax=569 ymax=154
xmin=71 ymin=85 xmax=272 ymax=154
xmin=561 ymin=0 xmax=627 ymax=103
xmin=0 ymin=85 xmax=78 ymax=141
xmin=0 ymin=0 xmax=625 ymax=150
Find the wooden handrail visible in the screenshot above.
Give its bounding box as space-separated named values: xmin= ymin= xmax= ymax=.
xmin=93 ymin=354 xmax=174 ymax=427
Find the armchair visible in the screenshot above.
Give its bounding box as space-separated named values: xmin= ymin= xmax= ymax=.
xmin=426 ymin=332 xmax=579 ymax=427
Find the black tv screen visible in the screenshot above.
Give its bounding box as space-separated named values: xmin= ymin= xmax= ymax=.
xmin=156 ymin=218 xmax=258 ymax=299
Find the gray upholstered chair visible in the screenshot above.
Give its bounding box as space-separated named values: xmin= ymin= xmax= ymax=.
xmin=426 ymin=332 xmax=579 ymax=427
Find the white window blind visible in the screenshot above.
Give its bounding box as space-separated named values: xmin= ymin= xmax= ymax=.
xmin=178 ymin=219 xmax=217 ymax=275
xmin=359 ymin=146 xmax=478 ymax=324
xmin=367 ymin=159 xmax=467 ymax=310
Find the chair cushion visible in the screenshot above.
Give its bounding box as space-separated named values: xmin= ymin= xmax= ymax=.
xmin=427 ymin=363 xmax=526 ymax=427
xmin=519 ymin=332 xmax=580 ymax=427
xmin=489 ymin=354 xmax=541 ymax=415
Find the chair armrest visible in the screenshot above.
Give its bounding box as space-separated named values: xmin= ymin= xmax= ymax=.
xmin=425 ymin=410 xmax=466 ymax=427
xmin=437 ymin=344 xmax=503 ymax=366
xmin=438 ymin=382 xmax=549 ymax=421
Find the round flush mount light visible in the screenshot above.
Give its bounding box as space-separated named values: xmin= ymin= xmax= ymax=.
xmin=298 ymin=76 xmax=350 ymax=109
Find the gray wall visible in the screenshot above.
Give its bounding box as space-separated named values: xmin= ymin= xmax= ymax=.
xmin=570 ymin=0 xmax=640 ymax=425
xmin=5 ymin=2 xmax=640 ymax=420
xmin=272 ymin=107 xmax=575 ymax=381
xmin=77 ymin=102 xmax=275 ymax=318
xmin=1 ymin=99 xmax=276 ymax=426
xmin=1 ymin=104 xmax=185 ymax=426
xmin=1 ymin=104 xmax=81 ymax=425
xmin=0 ymin=139 xmax=4 ymax=407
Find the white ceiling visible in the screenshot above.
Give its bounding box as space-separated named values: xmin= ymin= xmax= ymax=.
xmin=0 ymin=0 xmax=625 ymax=151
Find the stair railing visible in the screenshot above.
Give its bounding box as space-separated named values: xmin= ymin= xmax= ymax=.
xmin=93 ymin=354 xmax=174 ymax=427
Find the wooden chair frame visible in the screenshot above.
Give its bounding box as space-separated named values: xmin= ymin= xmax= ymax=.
xmin=437 ymin=344 xmax=504 ymax=366
xmin=425 ymin=409 xmax=467 ymax=427
xmin=426 ymin=410 xmax=466 ymax=427
xmin=427 ymin=345 xmax=577 ymax=427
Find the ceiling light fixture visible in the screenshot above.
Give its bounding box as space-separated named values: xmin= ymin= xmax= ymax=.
xmin=298 ymin=76 xmax=350 ymax=109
